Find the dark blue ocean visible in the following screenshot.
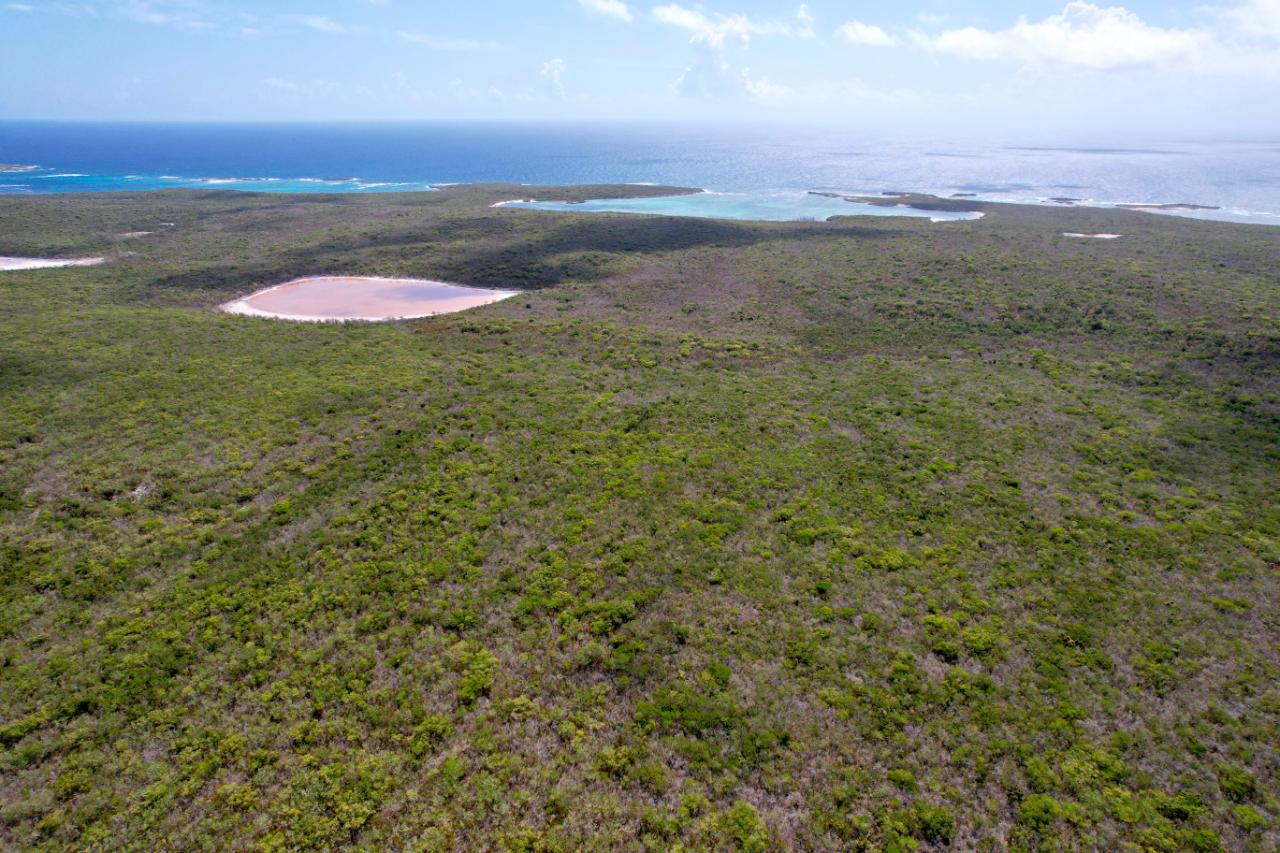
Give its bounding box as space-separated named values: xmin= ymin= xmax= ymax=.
xmin=2 ymin=121 xmax=1278 ymax=226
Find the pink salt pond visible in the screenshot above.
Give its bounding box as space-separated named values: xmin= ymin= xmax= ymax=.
xmin=222 ymin=276 xmax=518 ymax=322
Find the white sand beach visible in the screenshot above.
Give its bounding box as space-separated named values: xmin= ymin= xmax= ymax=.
xmin=0 ymin=256 xmax=106 ymax=271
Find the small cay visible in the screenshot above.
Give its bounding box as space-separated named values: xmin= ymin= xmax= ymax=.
xmin=221 ymin=276 xmax=518 ymax=322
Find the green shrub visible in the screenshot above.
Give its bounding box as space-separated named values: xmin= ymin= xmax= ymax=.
xmin=409 ymin=715 xmax=454 ymax=757
xmin=721 ymin=801 xmax=769 ymax=853
xmin=1215 ymin=763 xmax=1256 ymax=802
xmin=1232 ymin=804 xmax=1267 ymax=830
xmin=1018 ymin=794 xmax=1062 ymax=829
xmin=453 ymin=643 xmax=500 ymax=705
xmin=915 ymin=803 xmax=955 ymax=844
xmin=888 ymin=769 xmax=919 ymax=792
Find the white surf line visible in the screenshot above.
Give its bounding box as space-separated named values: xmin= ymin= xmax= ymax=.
xmin=0 ymin=256 xmax=106 ymax=271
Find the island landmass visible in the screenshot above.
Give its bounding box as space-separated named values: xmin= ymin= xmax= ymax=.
xmin=0 ymin=184 xmax=1275 ymax=851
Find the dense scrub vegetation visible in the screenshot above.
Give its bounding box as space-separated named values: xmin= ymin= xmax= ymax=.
xmin=0 ymin=186 xmax=1277 ymax=850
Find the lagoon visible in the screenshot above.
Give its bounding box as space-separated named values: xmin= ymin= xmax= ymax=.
xmin=496 ymin=191 xmax=984 ymax=223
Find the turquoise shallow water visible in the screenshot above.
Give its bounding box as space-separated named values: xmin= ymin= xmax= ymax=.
xmin=3 ymin=122 xmax=1278 ymax=226
xmin=499 ymin=191 xmax=983 ymax=222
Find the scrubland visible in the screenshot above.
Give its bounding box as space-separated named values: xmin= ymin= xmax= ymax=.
xmin=0 ymin=186 xmax=1277 ymax=850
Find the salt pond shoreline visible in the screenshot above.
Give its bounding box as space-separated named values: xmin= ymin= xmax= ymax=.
xmin=221 ymin=276 xmax=518 ymax=322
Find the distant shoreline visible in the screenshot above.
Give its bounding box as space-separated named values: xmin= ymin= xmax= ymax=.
xmin=1115 ymin=202 xmax=1221 ymax=212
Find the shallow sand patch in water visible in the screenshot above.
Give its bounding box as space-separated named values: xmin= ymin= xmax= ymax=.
xmin=221 ymin=276 xmax=518 ymax=322
xmin=0 ymin=256 xmax=106 ymax=271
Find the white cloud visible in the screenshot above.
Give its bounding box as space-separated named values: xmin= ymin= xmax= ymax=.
xmin=541 ymin=57 xmax=568 ymax=99
xmin=741 ymin=71 xmax=792 ymax=102
xmin=255 ymin=76 xmax=372 ymax=105
xmin=578 ymin=0 xmax=632 ymax=23
xmin=836 ymin=20 xmax=897 ymax=47
xmin=652 ymin=5 xmax=716 ymax=38
xmin=1226 ymin=0 xmax=1280 ymax=39
xmin=911 ymin=3 xmax=1205 ymax=70
xmin=651 ymin=3 xmax=813 ymax=48
xmin=445 ymin=79 xmax=510 ymax=104
xmin=298 ymin=14 xmax=345 ymax=33
xmin=5 ymin=4 xmax=35 ymax=12
xmin=670 ymin=53 xmax=790 ymax=102
xmin=794 ymin=3 xmax=814 ymax=37
xmin=120 ymin=0 xmax=213 ymax=30
xmin=654 ymin=3 xmax=812 ymax=102
xmin=397 ymin=31 xmax=494 ymax=50
xmin=389 ymin=71 xmax=444 ymax=106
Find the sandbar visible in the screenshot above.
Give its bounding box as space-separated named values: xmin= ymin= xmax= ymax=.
xmin=221 ymin=276 xmax=518 ymax=322
xmin=0 ymin=256 xmax=106 ymax=271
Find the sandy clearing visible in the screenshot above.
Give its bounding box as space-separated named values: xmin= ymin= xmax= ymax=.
xmin=1063 ymin=233 xmax=1123 ymax=240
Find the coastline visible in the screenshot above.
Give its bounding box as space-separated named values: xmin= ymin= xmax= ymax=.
xmin=1 ymin=166 xmax=1274 ymax=225
xmin=499 ymin=189 xmax=986 ymax=224
xmin=0 ymin=256 xmax=106 ymax=271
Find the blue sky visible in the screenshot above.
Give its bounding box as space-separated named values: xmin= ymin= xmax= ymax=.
xmin=2 ymin=1 xmax=1278 ymax=133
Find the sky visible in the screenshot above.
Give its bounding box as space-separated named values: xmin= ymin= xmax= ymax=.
xmin=1 ymin=0 xmax=1279 ymax=134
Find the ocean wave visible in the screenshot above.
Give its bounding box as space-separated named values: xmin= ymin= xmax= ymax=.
xmin=37 ymin=173 xmax=89 ymax=178
xmin=200 ymin=177 xmax=281 ymax=184
xmin=1225 ymin=208 xmax=1280 ymax=218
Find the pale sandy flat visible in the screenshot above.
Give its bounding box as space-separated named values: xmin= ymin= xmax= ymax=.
xmin=0 ymin=256 xmax=106 ymax=271
xmin=221 ymin=276 xmax=518 ymax=322
xmin=1063 ymin=233 xmax=1123 ymax=240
